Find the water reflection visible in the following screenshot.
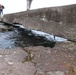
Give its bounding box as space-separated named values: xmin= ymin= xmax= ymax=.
xmin=0 ymin=22 xmax=67 ymax=49
xmin=0 ymin=29 xmax=55 ymax=49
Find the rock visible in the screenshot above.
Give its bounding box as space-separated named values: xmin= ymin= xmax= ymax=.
xmin=0 ymin=48 xmax=36 ymax=75
xmin=4 ymin=47 xmax=28 ymax=62
xmin=10 ymin=62 xmax=36 ymax=75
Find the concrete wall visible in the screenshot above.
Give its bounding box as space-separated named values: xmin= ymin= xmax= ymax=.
xmin=4 ymin=4 xmax=76 ymax=41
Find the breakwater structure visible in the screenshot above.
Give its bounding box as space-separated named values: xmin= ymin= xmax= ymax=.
xmin=3 ymin=4 xmax=76 ymax=41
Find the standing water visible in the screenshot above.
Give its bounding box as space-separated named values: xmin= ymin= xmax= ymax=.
xmin=0 ymin=22 xmax=67 ymax=49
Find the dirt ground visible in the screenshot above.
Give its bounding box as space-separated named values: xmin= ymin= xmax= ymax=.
xmin=0 ymin=41 xmax=76 ymax=75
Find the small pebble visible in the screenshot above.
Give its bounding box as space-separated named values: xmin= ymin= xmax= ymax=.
xmin=8 ymin=62 xmax=13 ymax=65
xmin=0 ymin=55 xmax=2 ymax=57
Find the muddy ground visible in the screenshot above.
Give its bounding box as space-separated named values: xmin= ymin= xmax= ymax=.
xmin=0 ymin=41 xmax=76 ymax=75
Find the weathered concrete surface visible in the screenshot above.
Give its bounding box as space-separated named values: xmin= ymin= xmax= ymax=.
xmin=24 ymin=42 xmax=76 ymax=75
xmin=0 ymin=47 xmax=36 ymax=75
xmin=3 ymin=4 xmax=76 ymax=41
xmin=0 ymin=42 xmax=76 ymax=75
xmin=4 ymin=4 xmax=76 ymax=23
